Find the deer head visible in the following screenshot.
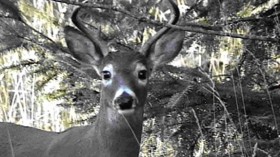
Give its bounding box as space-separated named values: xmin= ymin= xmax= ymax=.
xmin=64 ymin=0 xmax=184 ymax=121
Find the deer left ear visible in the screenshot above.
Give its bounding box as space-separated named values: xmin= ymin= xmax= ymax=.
xmin=147 ymin=29 xmax=185 ymax=69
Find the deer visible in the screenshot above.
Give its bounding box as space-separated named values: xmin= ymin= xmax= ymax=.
xmin=0 ymin=0 xmax=185 ymax=156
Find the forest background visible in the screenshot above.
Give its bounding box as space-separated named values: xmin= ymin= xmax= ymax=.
xmin=0 ymin=0 xmax=280 ymax=156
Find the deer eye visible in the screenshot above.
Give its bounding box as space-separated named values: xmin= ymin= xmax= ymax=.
xmin=102 ymin=71 xmax=111 ymax=80
xmin=138 ymin=70 xmax=147 ymax=80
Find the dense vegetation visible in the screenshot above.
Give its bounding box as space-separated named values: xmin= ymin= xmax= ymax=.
xmin=0 ymin=0 xmax=279 ymax=156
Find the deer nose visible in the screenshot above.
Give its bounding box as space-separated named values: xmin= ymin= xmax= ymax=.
xmin=114 ymin=92 xmax=136 ymax=111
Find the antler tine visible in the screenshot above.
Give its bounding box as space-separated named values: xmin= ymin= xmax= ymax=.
xmin=140 ymin=0 xmax=180 ymax=55
xmin=72 ymin=8 xmax=109 ymax=56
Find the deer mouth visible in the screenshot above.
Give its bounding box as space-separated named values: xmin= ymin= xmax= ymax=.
xmin=114 ymin=95 xmax=137 ymax=114
xmin=116 ymin=101 xmax=137 ymax=114
xmin=117 ymin=103 xmax=136 ymax=114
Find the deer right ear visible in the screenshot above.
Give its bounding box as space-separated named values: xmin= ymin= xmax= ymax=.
xmin=145 ymin=29 xmax=185 ymax=69
xmin=64 ymin=26 xmax=103 ymax=65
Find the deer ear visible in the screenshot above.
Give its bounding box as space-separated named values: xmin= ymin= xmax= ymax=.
xmin=147 ymin=29 xmax=185 ymax=69
xmin=64 ymin=26 xmax=103 ymax=65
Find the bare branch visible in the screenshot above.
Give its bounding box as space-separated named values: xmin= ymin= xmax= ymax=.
xmin=51 ymin=0 xmax=279 ymax=43
xmin=167 ymin=24 xmax=279 ymax=42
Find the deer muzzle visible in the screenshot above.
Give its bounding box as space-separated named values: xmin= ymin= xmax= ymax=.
xmin=113 ymin=91 xmax=137 ymax=114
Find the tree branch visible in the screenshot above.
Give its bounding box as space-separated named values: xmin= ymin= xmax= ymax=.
xmin=167 ymin=24 xmax=279 ymax=42
xmin=51 ymin=0 xmax=279 ymax=43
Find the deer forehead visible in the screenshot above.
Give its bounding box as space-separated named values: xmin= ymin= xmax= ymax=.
xmin=100 ymin=51 xmax=150 ymax=72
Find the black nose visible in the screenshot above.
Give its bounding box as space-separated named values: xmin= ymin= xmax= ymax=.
xmin=114 ymin=92 xmax=134 ymax=110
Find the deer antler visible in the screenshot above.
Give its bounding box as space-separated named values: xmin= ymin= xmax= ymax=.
xmin=71 ymin=8 xmax=109 ymax=57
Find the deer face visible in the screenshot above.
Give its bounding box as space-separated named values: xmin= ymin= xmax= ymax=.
xmin=98 ymin=51 xmax=150 ymax=115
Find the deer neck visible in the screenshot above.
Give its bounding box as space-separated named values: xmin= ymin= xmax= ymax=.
xmin=90 ymin=97 xmax=144 ymax=156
